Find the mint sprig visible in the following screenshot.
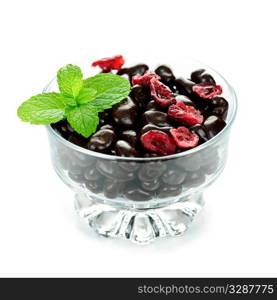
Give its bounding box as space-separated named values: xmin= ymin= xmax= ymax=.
xmin=66 ymin=102 xmax=99 ymax=138
xmin=84 ymin=73 xmax=131 ymax=112
xmin=17 ymin=64 xmax=131 ymax=138
xmin=57 ymin=64 xmax=83 ymax=99
xmin=17 ymin=93 xmax=66 ymax=124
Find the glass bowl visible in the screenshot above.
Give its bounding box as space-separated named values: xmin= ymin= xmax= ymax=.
xmin=45 ymin=57 xmax=237 ymax=244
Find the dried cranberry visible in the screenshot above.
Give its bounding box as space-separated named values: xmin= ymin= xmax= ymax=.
xmin=92 ymin=55 xmax=125 ymax=72
xmin=150 ymin=78 xmax=176 ymax=107
xmin=170 ymin=127 xmax=199 ymax=149
xmin=192 ymin=83 xmax=222 ymax=99
xmin=141 ymin=130 xmax=176 ymax=156
xmin=168 ymin=101 xmax=203 ymax=125
xmin=131 ymin=70 xmax=160 ymax=86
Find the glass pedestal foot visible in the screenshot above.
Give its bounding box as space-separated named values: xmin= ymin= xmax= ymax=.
xmin=74 ymin=193 xmax=204 ymax=245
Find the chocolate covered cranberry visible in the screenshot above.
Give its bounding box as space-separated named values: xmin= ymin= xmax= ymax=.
xmin=185 ymin=170 xmax=206 ymax=188
xmin=175 ymin=153 xmax=202 ymax=172
xmin=141 ymin=180 xmax=160 ymax=192
xmin=129 ymin=64 xmax=148 ymax=77
xmin=201 ymin=147 xmax=219 ymax=165
xmin=118 ymin=161 xmax=138 ymax=173
xmin=118 ymin=64 xmax=149 ymax=79
xmin=210 ymin=97 xmax=229 ymax=120
xmin=138 ymin=163 xmax=167 ymax=182
xmin=162 ymin=168 xmax=187 ymax=186
xmin=202 ymin=161 xmax=219 ymax=175
xmin=98 ymin=110 xmax=113 ymax=125
xmin=124 ymin=184 xmax=153 ymax=201
xmin=96 ymin=160 xmax=134 ymax=182
xmin=85 ymin=180 xmax=103 ymax=193
xmin=66 ymin=123 xmax=74 ymax=133
xmin=87 ymin=129 xmax=116 ymax=152
xmin=84 ymin=167 xmax=102 ymax=181
xmin=115 ymin=140 xmax=139 ymax=157
xmin=190 ymin=124 xmax=210 ymax=143
xmin=112 ymin=97 xmax=138 ymax=127
xmin=52 ymin=120 xmax=72 ymax=138
xmin=117 ymin=68 xmax=129 ymax=76
xmin=141 ymin=124 xmax=172 ymax=135
xmin=68 ymin=133 xmax=88 ymax=148
xmin=158 ymin=185 xmax=182 ymax=198
xmin=198 ymin=103 xmax=213 ymax=120
xmin=67 ymin=159 xmax=84 ymax=175
xmin=146 ymin=100 xmax=161 ymax=111
xmin=103 ymin=179 xmax=124 ymax=199
xmin=175 ymin=78 xmax=195 ymax=97
xmin=130 ymin=85 xmax=151 ymax=109
xmin=191 ymin=69 xmax=205 ymax=83
xmin=120 ymin=130 xmax=138 ymax=146
xmin=203 ymin=115 xmax=226 ymax=138
xmin=72 ymin=151 xmax=94 ymax=168
xmin=58 ymin=152 xmax=71 ymax=170
xmin=68 ymin=172 xmax=85 ymax=183
xmin=155 ymin=65 xmax=175 ymax=87
xmin=191 ymin=69 xmax=216 ymax=84
xmin=100 ymin=124 xmax=115 ymax=131
xmin=142 ymin=110 xmax=172 ymax=127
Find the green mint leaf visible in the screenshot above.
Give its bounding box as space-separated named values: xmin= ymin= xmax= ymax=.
xmin=62 ymin=95 xmax=77 ymax=106
xmin=17 ymin=92 xmax=66 ymax=124
xmin=84 ymin=73 xmax=130 ymax=112
xmin=76 ymin=87 xmax=97 ymax=104
xmin=57 ymin=64 xmax=83 ymax=98
xmin=88 ymin=97 xmax=119 ymax=112
xmin=64 ymin=105 xmax=75 ymax=118
xmin=66 ymin=102 xmax=99 ymax=138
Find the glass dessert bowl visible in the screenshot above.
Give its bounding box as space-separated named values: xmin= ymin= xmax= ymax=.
xmin=45 ymin=57 xmax=237 ymax=245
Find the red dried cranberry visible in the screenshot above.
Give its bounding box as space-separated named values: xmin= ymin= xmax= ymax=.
xmin=141 ymin=130 xmax=176 ymax=156
xmin=92 ymin=55 xmax=125 ymax=72
xmin=170 ymin=127 xmax=199 ymax=149
xmin=168 ymin=101 xmax=203 ymax=125
xmin=150 ymin=78 xmax=176 ymax=107
xmin=131 ymin=71 xmax=161 ymax=86
xmin=192 ymin=83 xmax=222 ymax=99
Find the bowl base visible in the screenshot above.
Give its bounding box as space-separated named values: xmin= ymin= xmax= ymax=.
xmin=74 ymin=193 xmax=204 ymax=245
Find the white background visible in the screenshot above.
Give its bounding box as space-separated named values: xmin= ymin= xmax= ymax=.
xmin=0 ymin=0 xmax=277 ymax=277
